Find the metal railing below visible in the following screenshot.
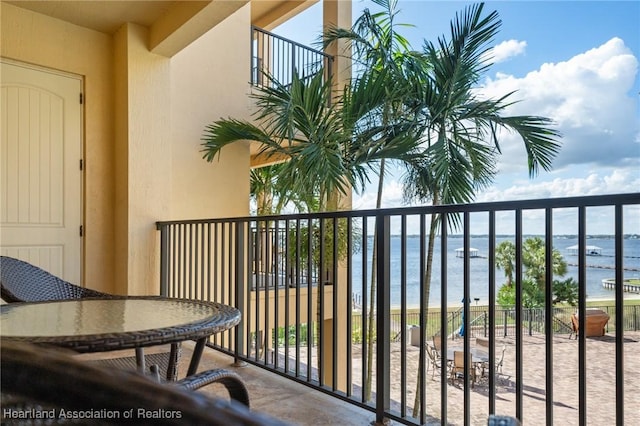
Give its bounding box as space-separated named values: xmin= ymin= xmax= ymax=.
xmin=157 ymin=192 xmax=640 ymax=426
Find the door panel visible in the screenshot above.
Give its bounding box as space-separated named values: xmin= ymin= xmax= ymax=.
xmin=1 ymin=61 xmax=82 ymax=284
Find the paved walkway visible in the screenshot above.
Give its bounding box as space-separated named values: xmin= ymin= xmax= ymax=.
xmin=375 ymin=332 xmax=640 ymax=425
xmin=189 ymin=331 xmax=640 ymax=425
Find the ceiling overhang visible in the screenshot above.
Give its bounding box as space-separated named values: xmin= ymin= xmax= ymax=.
xmin=4 ymin=0 xmax=318 ymax=57
xmin=251 ymin=0 xmax=317 ymax=31
xmin=250 ymin=150 xmax=289 ymax=168
xmin=149 ymin=1 xmax=249 ymax=57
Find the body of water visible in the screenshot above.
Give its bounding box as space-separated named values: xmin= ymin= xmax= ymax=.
xmin=351 ymin=236 xmax=640 ymax=308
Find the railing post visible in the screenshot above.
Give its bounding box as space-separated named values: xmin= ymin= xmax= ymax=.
xmin=503 ymin=310 xmax=508 ymax=337
xmin=291 ymin=44 xmax=296 ymax=86
xmin=484 ymin=311 xmax=488 ymax=337
xmin=614 ymin=204 xmax=624 ymax=425
xmin=250 ymin=26 xmax=255 ymax=85
xmin=375 ymin=213 xmax=390 ymax=425
xmin=158 ymin=223 xmax=169 ymax=297
xmin=234 ymin=221 xmax=247 ymax=365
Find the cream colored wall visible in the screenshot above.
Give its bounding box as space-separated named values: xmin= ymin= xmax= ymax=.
xmin=169 ymin=5 xmax=251 ymax=220
xmin=0 ymin=1 xmax=343 ymax=301
xmin=0 ymin=3 xmax=116 ymax=293
xmin=113 ymin=23 xmax=172 ymax=295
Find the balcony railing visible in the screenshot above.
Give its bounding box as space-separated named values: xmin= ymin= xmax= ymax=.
xmin=251 ymin=26 xmax=333 ymax=88
xmin=157 ymin=193 xmax=640 ymax=425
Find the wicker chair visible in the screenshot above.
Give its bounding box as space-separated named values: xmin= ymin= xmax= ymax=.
xmin=0 ymin=255 xmax=108 ymax=302
xmin=0 ymin=256 xmax=180 ymax=381
xmin=1 ymin=342 xmax=278 ymax=425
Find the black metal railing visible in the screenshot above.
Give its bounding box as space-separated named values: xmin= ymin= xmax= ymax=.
xmin=157 ymin=193 xmax=640 ymax=426
xmin=251 ymin=26 xmax=333 ymax=88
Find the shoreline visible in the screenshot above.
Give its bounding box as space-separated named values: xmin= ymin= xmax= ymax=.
xmin=387 ymin=293 xmax=640 ymax=312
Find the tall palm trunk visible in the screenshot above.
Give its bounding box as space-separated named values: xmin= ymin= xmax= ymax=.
xmin=412 ymin=191 xmax=439 ymax=417
xmin=364 ymin=158 xmax=386 ymax=400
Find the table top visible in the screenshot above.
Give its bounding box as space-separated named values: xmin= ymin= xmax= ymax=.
xmin=446 ymin=347 xmax=489 ymax=363
xmin=0 ymin=296 xmax=241 ymax=353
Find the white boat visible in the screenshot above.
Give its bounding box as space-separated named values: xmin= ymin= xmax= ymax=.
xmin=566 ymin=244 xmax=602 ymax=256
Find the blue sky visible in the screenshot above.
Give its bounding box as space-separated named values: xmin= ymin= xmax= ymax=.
xmin=273 ymin=1 xmax=640 ymax=234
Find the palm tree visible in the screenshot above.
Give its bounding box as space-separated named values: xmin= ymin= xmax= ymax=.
xmin=495 ymin=240 xmax=516 ymax=287
xmin=323 ymin=0 xmax=420 ymax=400
xmin=250 ymin=163 xmax=290 ymax=215
xmin=203 ymin=70 xmax=417 ymax=212
xmin=496 ymin=237 xmax=574 ymax=307
xmin=202 ymin=61 xmax=421 ymax=380
xmin=522 ymin=237 xmax=567 ymax=290
xmin=401 ymin=3 xmax=561 ymax=417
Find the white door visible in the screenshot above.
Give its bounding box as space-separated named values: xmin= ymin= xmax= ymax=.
xmin=0 ymin=60 xmax=83 ymax=284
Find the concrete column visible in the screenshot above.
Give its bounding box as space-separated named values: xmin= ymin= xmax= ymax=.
xmin=323 ymin=0 xmax=352 ymax=96
xmin=113 ymin=23 xmax=171 ymax=295
xmin=320 ymin=0 xmax=352 ymax=393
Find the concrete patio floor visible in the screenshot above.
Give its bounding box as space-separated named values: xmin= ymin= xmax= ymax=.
xmin=179 ymin=331 xmax=640 ymax=425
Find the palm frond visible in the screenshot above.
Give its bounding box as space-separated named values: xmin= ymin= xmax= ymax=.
xmin=201 ymin=119 xmax=278 ymax=162
xmin=497 ymin=116 xmax=562 ymax=176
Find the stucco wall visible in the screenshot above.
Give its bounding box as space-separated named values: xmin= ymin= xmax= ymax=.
xmin=0 ymin=2 xmax=294 ymax=296
xmin=0 ymin=3 xmax=115 ymax=293
xmin=169 ymin=4 xmax=251 ymax=220
xmin=113 ymin=23 xmax=172 ymax=296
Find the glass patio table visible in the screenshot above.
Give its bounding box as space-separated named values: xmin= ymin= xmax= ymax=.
xmin=0 ymin=296 xmax=241 ymax=378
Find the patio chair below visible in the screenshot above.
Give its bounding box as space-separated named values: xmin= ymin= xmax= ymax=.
xmin=570 ymin=309 xmax=610 ymax=338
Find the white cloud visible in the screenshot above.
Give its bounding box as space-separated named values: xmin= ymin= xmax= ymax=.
xmin=355 ymin=169 xmax=639 ymax=209
xmin=490 ymin=39 xmax=527 ymax=63
xmin=477 ymin=169 xmax=640 ymax=202
xmin=479 ymin=37 xmax=639 ymax=175
xmin=353 ymin=180 xmax=405 ymax=210
xmin=352 ymin=169 xmax=640 ymax=234
xmin=351 ymin=38 xmax=640 ymax=234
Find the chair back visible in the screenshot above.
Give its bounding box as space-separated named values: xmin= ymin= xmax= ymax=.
xmin=453 ymin=350 xmax=473 ymax=370
xmin=432 ymin=335 xmax=442 ymax=352
xmin=453 ymin=350 xmax=465 ymax=368
xmin=1 ymin=256 xmax=108 ymax=302
xmin=426 ymin=343 xmax=438 ymax=362
xmin=1 ymin=342 xmax=284 ymax=426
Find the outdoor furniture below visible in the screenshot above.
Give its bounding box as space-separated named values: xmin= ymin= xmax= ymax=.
xmin=571 ymin=309 xmax=610 ymax=338
xmin=432 ymin=334 xmax=442 ymax=354
xmin=449 ymin=350 xmax=477 ymax=387
xmin=425 ymin=344 xmax=442 ymax=379
xmin=479 ymin=345 xmax=507 ymax=380
xmin=476 ymin=337 xmax=489 ymax=347
xmin=445 ymin=347 xmax=489 ymax=387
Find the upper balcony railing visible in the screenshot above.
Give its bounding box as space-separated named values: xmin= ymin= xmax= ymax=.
xmin=251 ymin=26 xmax=333 ymax=88
xmin=157 ymin=193 xmax=640 ymax=426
